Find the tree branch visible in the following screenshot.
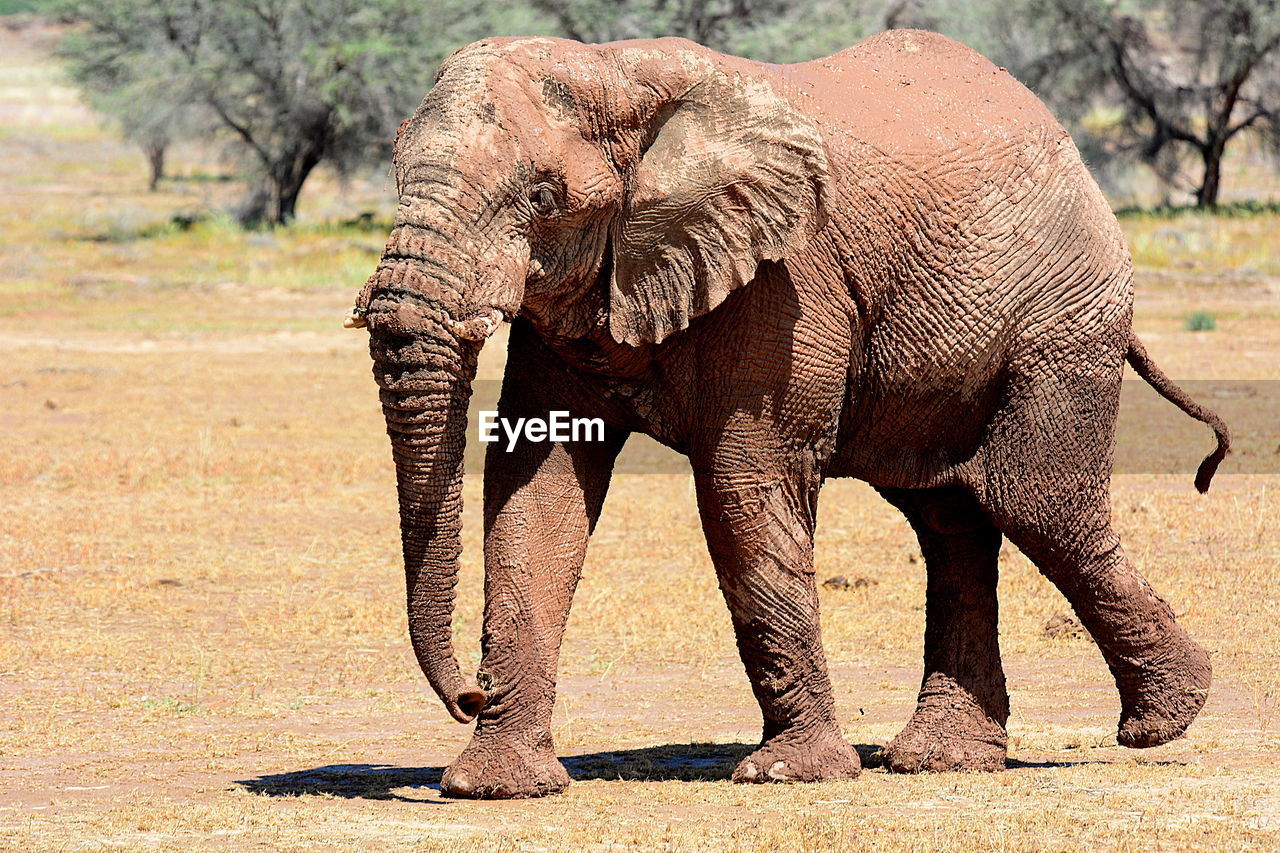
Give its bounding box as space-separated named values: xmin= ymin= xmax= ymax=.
xmin=206 ymin=96 xmax=271 ymax=166
xmin=1226 ymin=105 xmax=1275 ymax=138
xmin=1109 ymin=35 xmax=1206 ymax=152
xmin=528 ymin=0 xmax=590 ymax=42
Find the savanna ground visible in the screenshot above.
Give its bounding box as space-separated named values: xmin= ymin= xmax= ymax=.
xmin=1 ymin=16 xmax=1278 ymax=852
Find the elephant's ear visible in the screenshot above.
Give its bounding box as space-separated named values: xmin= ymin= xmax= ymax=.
xmin=609 ymin=71 xmax=829 ymax=346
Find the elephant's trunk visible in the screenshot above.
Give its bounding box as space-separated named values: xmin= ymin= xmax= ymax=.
xmin=366 ymin=266 xmax=489 ymax=723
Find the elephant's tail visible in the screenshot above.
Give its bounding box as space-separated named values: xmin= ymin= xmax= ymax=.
xmin=1125 ymin=334 xmax=1231 ymax=493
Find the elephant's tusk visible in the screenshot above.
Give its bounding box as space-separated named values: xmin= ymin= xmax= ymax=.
xmin=449 ymin=308 xmax=505 ymax=342
xmin=343 ymin=310 xmax=367 ymax=329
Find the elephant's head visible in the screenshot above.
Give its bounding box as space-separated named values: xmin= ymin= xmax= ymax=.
xmin=348 ymin=36 xmax=828 ymax=723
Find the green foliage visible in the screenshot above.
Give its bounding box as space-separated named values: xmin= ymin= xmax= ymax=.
xmin=0 ymin=0 xmax=56 ymax=13
xmin=1184 ymin=311 xmax=1218 ymax=332
xmin=526 ymin=0 xmax=882 ymax=61
xmin=722 ymin=0 xmax=883 ymax=62
xmin=57 ymin=0 xmax=543 ymax=226
xmin=58 ymin=2 xmax=205 ymax=190
xmin=529 ymin=0 xmax=783 ymax=50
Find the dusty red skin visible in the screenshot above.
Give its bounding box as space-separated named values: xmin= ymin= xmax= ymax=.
xmin=352 ymin=30 xmax=1229 ymax=798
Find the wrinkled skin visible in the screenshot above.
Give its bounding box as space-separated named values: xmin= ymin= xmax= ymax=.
xmin=351 ymin=30 xmax=1230 ymax=798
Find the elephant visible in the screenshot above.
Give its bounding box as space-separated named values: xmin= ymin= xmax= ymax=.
xmin=346 ymin=29 xmax=1230 ymax=798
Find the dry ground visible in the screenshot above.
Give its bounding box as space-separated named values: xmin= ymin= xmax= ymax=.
xmin=1 ymin=18 xmax=1278 ymax=852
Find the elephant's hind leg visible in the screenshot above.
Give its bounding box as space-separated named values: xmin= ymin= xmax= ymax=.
xmin=877 ymin=487 xmax=1009 ymax=773
xmin=993 ymin=498 xmax=1211 ymax=748
xmin=976 ymin=364 xmax=1211 ymax=749
xmin=694 ymin=469 xmax=861 ymax=784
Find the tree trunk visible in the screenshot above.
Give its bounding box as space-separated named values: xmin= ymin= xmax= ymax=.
xmin=144 ymin=143 xmax=166 ymax=192
xmin=1196 ymin=141 xmax=1225 ymax=208
xmin=267 ymin=148 xmax=322 ymax=225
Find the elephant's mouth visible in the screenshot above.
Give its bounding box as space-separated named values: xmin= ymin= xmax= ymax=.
xmin=354 ymin=275 xmax=506 ymax=344
xmin=449 ymin=307 xmax=505 ymax=341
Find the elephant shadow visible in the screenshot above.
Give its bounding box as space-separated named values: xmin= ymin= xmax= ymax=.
xmin=235 ymin=742 xmax=887 ymax=800
xmin=235 ymin=744 xmax=1153 ymax=801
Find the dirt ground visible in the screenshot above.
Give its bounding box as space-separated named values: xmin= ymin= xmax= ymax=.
xmin=1 ymin=19 xmax=1278 ymax=852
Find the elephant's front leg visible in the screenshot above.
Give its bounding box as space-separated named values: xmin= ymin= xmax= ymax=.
xmin=440 ymin=420 xmax=626 ymax=799
xmin=695 ymin=466 xmax=861 ymax=784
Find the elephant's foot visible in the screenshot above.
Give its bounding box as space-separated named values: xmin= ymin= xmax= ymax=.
xmin=883 ymin=687 xmax=1007 ymax=773
xmin=732 ymin=725 xmax=861 ymax=784
xmin=440 ymin=734 xmax=569 ymax=799
xmin=1115 ymin=635 xmax=1211 ymax=748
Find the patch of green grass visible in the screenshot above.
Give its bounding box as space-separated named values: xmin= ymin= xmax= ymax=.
xmin=1116 ymin=200 xmax=1280 ymax=220
xmin=299 ymin=211 xmax=394 ymax=234
xmin=168 ymin=170 xmax=236 ymax=184
xmin=1122 ymin=209 xmax=1280 ymax=276
xmin=75 ymin=210 xmax=215 ymax=243
xmin=1184 ymin=310 xmax=1217 ymax=331
xmin=139 ymin=696 xmax=197 ymax=714
xmin=68 ymin=209 xmax=389 ymax=249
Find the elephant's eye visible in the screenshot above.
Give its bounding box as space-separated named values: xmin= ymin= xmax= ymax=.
xmin=529 ymin=184 xmax=557 ymax=216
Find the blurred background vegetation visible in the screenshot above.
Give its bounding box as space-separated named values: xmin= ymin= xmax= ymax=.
xmin=8 ymin=0 xmax=1280 ymax=225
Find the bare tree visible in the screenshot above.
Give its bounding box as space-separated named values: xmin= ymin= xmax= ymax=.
xmin=1016 ymin=0 xmax=1280 ymax=207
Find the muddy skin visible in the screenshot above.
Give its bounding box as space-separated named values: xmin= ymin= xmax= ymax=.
xmin=353 ymin=30 xmax=1229 ymax=798
xmin=877 ymin=487 xmax=1009 ymax=773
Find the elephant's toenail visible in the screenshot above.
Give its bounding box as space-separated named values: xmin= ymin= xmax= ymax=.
xmin=442 ymin=772 xmax=473 ymax=797
xmin=767 ymin=761 xmax=790 ymax=780
xmin=737 ymin=761 xmax=760 ymax=781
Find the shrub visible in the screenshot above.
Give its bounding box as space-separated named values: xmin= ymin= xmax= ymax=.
xmin=1184 ymin=311 xmax=1217 ymax=332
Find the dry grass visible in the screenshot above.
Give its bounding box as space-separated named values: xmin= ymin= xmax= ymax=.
xmin=1 ymin=18 xmax=1278 ymax=852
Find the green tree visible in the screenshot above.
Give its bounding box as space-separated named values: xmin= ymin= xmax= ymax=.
xmin=59 ymin=13 xmax=204 ymax=192
xmin=526 ymin=0 xmax=893 ymax=63
xmin=530 ymin=0 xmax=759 ymax=46
xmin=724 ymin=0 xmax=884 ymax=62
xmin=59 ymin=0 xmax=556 ymax=225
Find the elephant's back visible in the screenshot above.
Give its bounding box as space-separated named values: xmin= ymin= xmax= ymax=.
xmin=786 ymin=27 xmax=1128 ymax=313
xmin=792 ymin=29 xmax=1067 ymax=157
